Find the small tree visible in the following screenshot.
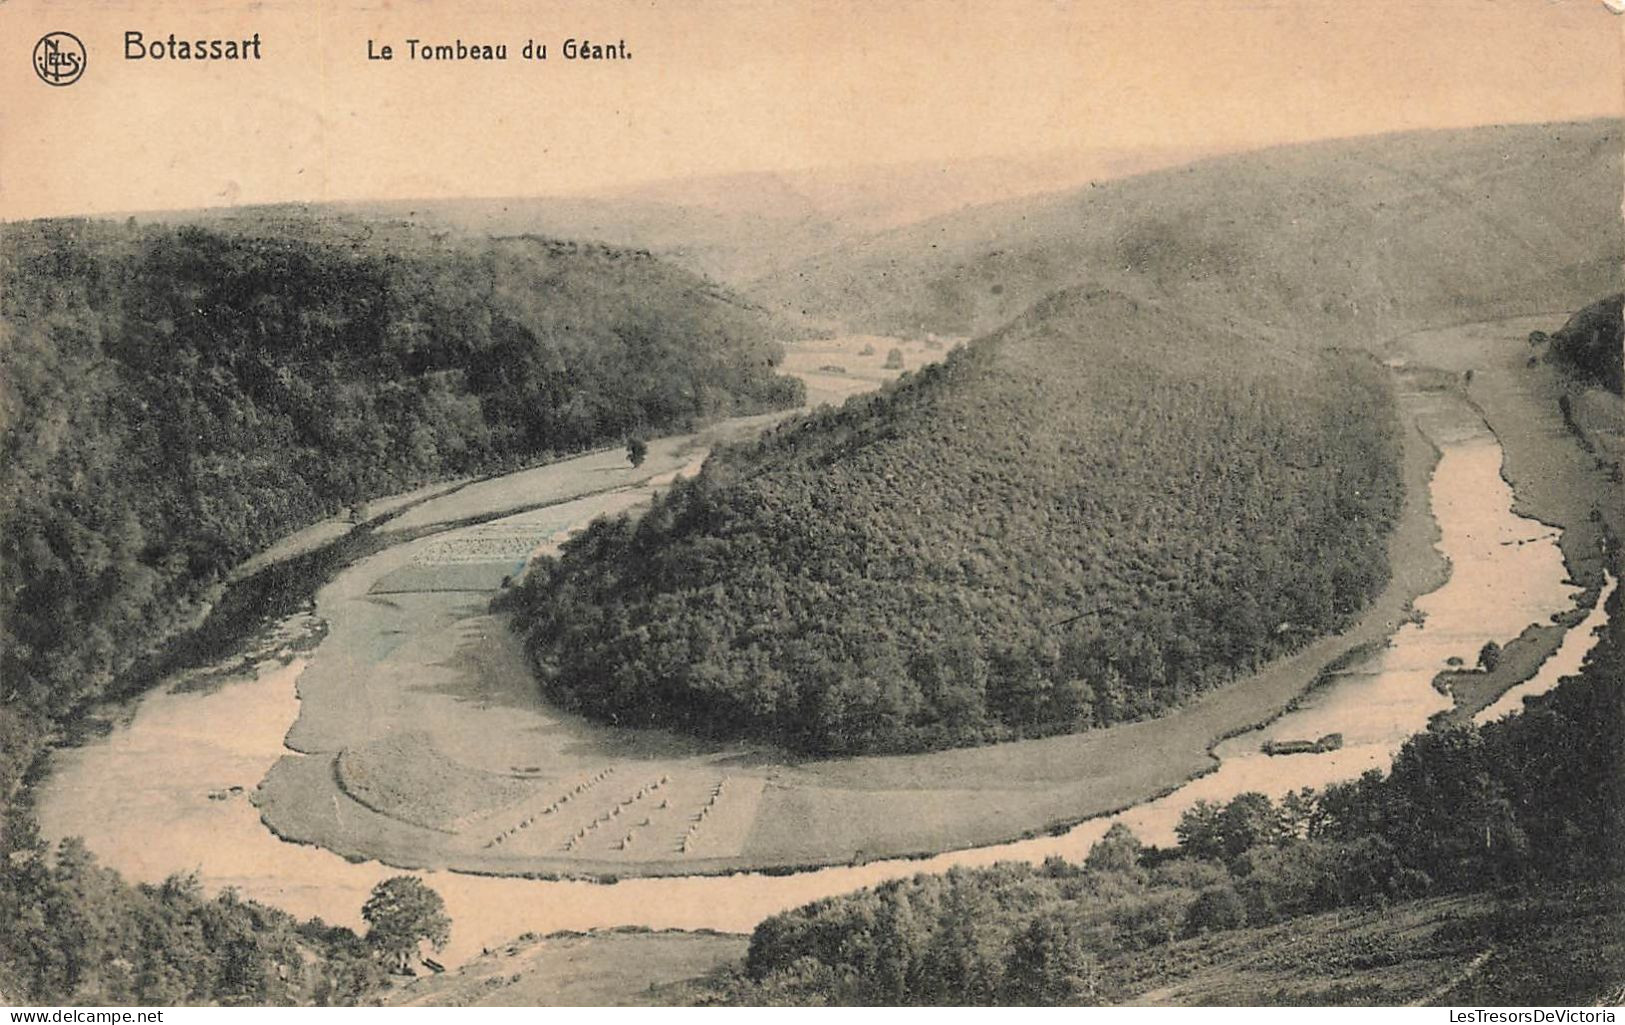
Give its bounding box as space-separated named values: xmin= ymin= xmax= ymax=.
xmin=362 ymin=877 xmax=450 ymax=973
xmin=1477 ymin=641 xmax=1501 ymax=673
xmin=1084 ymin=822 xmax=1143 ymax=874
xmin=626 ymin=436 xmax=649 ymax=468
xmin=1175 ymin=800 xmax=1225 ymax=860
xmin=884 ymin=347 xmax=905 ymax=370
xmin=1216 ymin=791 xmax=1287 ymax=858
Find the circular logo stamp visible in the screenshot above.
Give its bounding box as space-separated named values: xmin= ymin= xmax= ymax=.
xmin=33 ymin=31 xmax=86 ymax=86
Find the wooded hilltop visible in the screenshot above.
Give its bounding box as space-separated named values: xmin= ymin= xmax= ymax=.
xmin=506 ymin=289 xmax=1402 ymax=754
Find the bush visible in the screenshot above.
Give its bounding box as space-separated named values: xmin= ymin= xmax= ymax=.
xmin=1184 ymin=885 xmax=1247 ymax=935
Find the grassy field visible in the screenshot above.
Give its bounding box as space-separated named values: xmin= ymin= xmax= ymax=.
xmin=750 ymin=121 xmax=1621 ymax=345
xmin=1432 ymin=621 xmax=1570 ymax=726
xmin=778 ymin=333 xmax=955 ymax=407
xmin=386 ymin=930 xmax=749 ymax=1007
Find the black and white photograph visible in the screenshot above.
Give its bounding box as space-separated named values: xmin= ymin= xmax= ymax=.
xmin=1 ymin=0 xmax=1621 ymax=1010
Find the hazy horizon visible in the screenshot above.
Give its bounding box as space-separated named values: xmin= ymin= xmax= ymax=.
xmin=3 ymin=0 xmax=1620 ymax=223
xmin=11 ymin=116 xmax=1621 ymax=231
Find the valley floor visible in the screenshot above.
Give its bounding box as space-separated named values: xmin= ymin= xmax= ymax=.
xmin=33 ymin=317 xmax=1618 ymax=974
xmin=251 ymin=339 xmax=1454 ymax=879
xmin=70 ymin=319 xmax=1607 ymax=888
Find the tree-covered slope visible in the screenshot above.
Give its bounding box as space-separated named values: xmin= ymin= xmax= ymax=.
xmin=715 ymin=577 xmax=1625 ymax=1005
xmin=0 ymin=213 xmax=802 ymax=799
xmin=506 ymin=289 xmax=1401 ymax=754
xmin=753 ymin=120 xmax=1623 ymax=341
xmin=0 ymin=836 xmax=382 ymax=1006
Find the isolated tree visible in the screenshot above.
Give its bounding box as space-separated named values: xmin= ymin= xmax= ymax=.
xmin=626 ymin=436 xmax=649 ymax=468
xmin=1478 ymin=641 xmax=1501 ymax=673
xmin=361 ymin=877 xmax=449 ymax=972
xmin=884 ymin=347 xmax=905 ymax=370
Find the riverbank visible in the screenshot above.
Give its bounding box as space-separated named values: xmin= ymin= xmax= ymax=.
xmin=1390 ymin=313 xmax=1623 ymax=723
xmin=1396 ymin=314 xmax=1618 ymax=587
xmin=245 ymin=351 xmax=1447 ymax=878
xmin=235 ymin=317 xmax=1565 ymax=886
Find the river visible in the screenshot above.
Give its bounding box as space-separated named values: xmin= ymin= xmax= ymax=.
xmin=34 ymin=340 xmax=1608 ymax=967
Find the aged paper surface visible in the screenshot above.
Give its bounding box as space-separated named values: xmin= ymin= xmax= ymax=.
xmin=2 ymin=0 xmax=1623 ymax=1010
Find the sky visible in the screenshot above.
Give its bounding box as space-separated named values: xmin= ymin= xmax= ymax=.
xmin=1 ymin=0 xmax=1622 ymax=220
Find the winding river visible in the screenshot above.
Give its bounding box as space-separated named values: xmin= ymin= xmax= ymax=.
xmin=34 ymin=338 xmax=1611 ymax=967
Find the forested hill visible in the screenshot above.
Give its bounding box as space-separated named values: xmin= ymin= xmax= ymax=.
xmin=721 ymin=577 xmax=1625 ymax=1005
xmin=752 ymin=120 xmax=1623 ymax=340
xmin=506 ymin=288 xmax=1401 ymax=755
xmin=0 ymin=213 xmax=802 ymax=798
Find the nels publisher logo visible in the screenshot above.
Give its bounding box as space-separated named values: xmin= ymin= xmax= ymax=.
xmin=33 ymin=31 xmax=86 ymax=86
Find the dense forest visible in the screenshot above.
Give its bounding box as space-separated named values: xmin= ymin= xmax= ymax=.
xmin=1541 ymin=293 xmax=1623 ymax=394
xmin=0 ymin=212 xmax=802 ymax=804
xmin=716 ymin=578 xmax=1624 ymax=1004
xmin=0 ymin=795 xmax=461 ymax=1006
xmin=0 ymin=831 xmax=381 ymax=1006
xmin=506 ymin=288 xmax=1402 ymax=754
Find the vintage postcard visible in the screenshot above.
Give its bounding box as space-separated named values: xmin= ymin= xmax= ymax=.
xmin=2 ymin=0 xmax=1622 ymax=1011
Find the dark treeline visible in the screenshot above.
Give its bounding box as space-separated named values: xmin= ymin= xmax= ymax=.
xmin=1541 ymin=293 xmax=1623 ymax=394
xmin=0 ymin=213 xmax=802 ymax=803
xmin=721 ymin=578 xmax=1624 ymax=1004
xmin=506 ymin=289 xmax=1402 ymax=755
xmin=0 ymin=831 xmax=381 ymax=1005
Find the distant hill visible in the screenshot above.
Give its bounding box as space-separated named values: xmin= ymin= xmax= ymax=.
xmin=0 ymin=211 xmax=800 ymax=799
xmin=109 ymin=144 xmax=1211 ymax=295
xmin=506 ymin=288 xmax=1402 ymax=754
xmin=753 ymin=120 xmax=1623 ymax=340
